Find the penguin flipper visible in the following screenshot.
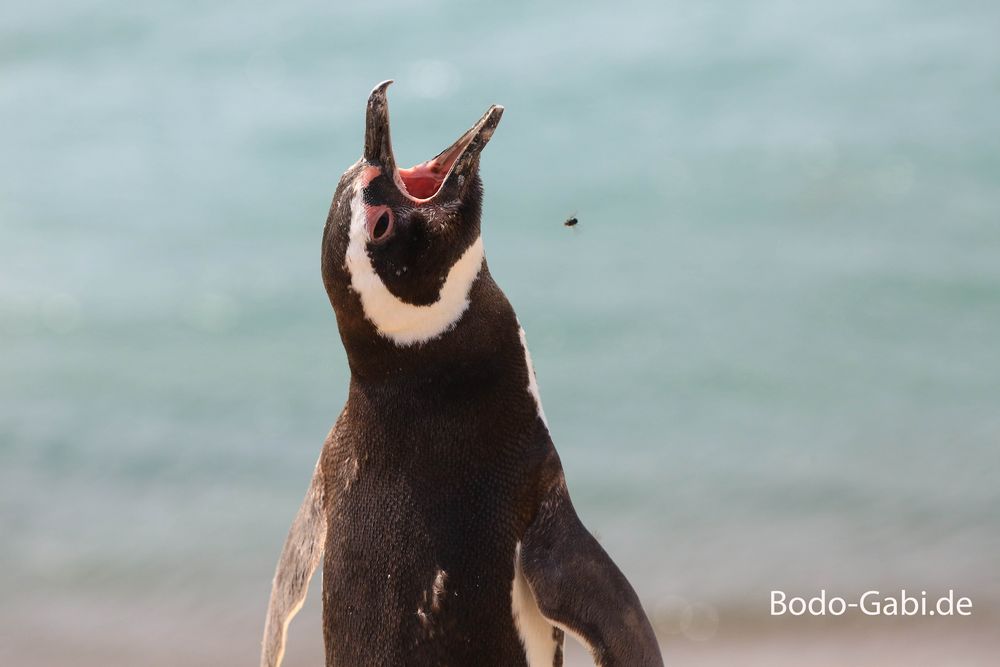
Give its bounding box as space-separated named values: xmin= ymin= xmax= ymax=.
xmin=260 ymin=456 xmax=327 ymax=667
xmin=520 ymin=471 xmax=664 ymax=667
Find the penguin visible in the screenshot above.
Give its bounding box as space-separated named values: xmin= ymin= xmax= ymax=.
xmin=260 ymin=81 xmax=663 ymax=667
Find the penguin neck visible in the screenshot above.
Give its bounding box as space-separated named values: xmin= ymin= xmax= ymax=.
xmin=342 ymin=266 xmax=522 ymax=391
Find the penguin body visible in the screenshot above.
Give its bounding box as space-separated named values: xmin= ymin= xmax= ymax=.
xmin=260 ymin=82 xmax=663 ymax=667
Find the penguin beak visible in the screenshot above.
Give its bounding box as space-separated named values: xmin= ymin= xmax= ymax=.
xmin=364 ymin=80 xmax=503 ymax=204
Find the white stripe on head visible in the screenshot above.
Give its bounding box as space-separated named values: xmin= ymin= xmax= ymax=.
xmin=511 ymin=542 xmax=562 ymax=666
xmin=518 ymin=325 xmax=548 ymax=427
xmin=344 ymin=182 xmax=484 ymax=346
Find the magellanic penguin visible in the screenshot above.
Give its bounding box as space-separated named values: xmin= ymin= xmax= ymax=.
xmin=260 ymin=81 xmax=664 ymax=667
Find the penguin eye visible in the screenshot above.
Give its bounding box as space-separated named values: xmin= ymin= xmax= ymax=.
xmin=372 ymin=213 xmax=391 ymax=240
xmin=366 ymin=205 xmax=395 ymax=244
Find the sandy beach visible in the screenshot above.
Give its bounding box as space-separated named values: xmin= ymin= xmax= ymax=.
xmin=5 ymin=590 xmax=997 ymax=666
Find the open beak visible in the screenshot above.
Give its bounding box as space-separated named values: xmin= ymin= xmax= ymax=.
xmin=363 ymin=80 xmax=503 ymax=203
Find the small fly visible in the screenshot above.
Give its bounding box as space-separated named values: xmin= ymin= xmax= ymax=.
xmin=563 ymin=215 xmax=578 ymax=228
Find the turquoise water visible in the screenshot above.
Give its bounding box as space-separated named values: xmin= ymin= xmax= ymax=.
xmin=2 ymin=0 xmax=1000 ymax=661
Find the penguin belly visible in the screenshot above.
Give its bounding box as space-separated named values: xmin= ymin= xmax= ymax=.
xmin=319 ymin=412 xmax=540 ymax=667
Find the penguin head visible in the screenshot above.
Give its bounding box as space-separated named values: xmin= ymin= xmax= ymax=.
xmin=322 ymin=81 xmax=504 ymax=355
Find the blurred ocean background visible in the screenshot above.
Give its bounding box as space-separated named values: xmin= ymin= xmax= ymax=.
xmin=2 ymin=0 xmax=999 ymax=664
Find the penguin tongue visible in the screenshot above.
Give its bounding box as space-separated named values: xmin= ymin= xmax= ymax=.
xmin=363 ymin=80 xmax=503 ymax=203
xmin=396 ymin=141 xmax=468 ymax=200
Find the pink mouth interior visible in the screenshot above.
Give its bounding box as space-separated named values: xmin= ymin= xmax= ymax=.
xmin=396 ymin=133 xmax=474 ymax=201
